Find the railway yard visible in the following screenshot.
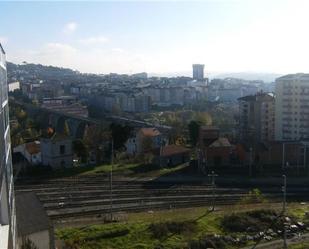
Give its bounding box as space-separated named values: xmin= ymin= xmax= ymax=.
xmin=14 ymin=174 xmax=309 ymax=223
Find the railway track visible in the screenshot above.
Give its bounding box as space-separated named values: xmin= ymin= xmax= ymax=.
xmin=15 ymin=177 xmax=309 ymax=221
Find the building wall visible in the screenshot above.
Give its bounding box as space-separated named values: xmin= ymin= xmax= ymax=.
xmin=275 ymin=74 xmax=309 ymax=141
xmin=125 ymin=137 xmax=137 ymax=155
xmin=238 ymin=93 xmax=275 ymax=143
xmin=205 ymin=147 xmax=231 ymax=167
xmin=0 ymin=44 xmax=16 ymax=249
xmin=192 ymin=64 xmax=204 ymax=80
xmin=41 ymin=138 xmax=73 ymax=169
xmin=154 ymin=153 xmax=190 ymax=167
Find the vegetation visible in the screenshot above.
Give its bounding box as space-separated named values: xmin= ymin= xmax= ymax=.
xmin=221 ymin=209 xmax=282 ymax=233
xmin=56 ymin=203 xmax=309 ymax=249
xmin=290 ymin=242 xmax=309 ymax=249
xmin=9 ymin=101 xmax=41 ymax=147
xmin=239 ymin=188 xmax=268 ymax=204
xmin=110 ymin=123 xmax=132 ymax=151
xmin=188 ymin=120 xmax=201 ymax=146
xmin=21 ymin=238 xmax=38 ymax=249
xmin=73 ymin=139 xmax=88 ymax=163
xmin=149 ymin=221 xmax=197 ymax=239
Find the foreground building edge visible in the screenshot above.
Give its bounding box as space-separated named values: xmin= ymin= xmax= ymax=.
xmin=0 ymin=43 xmax=17 ymax=248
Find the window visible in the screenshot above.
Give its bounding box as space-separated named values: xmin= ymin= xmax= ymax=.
xmin=60 ymin=145 xmax=66 ymax=154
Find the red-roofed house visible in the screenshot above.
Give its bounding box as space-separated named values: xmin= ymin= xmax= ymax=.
xmin=198 ymin=126 xmax=233 ymax=168
xmin=126 ymin=127 xmax=162 ymax=155
xmin=13 ymin=141 xmax=41 ymax=165
xmin=153 ymin=145 xmax=191 ymax=167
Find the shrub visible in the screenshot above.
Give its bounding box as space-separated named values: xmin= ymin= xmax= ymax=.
xmin=221 ymin=209 xmax=280 ymax=233
xmin=239 ymin=188 xmax=267 ymax=204
xmin=149 ymin=220 xmax=197 ymax=239
xmin=188 ymin=235 xmax=227 ymax=249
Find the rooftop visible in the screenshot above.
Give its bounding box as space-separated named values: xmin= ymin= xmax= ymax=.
xmin=276 ymin=73 xmax=309 ymax=81
xmin=140 ymin=128 xmax=161 ymax=137
xmin=238 ymin=92 xmax=274 ymax=102
xmin=155 ymin=144 xmax=190 ymax=157
xmin=209 ymin=137 xmax=231 ymax=148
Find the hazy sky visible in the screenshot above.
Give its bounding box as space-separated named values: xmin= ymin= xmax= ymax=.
xmin=1 ymin=0 xmax=309 ymax=76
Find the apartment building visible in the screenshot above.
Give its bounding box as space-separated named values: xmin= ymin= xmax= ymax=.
xmin=192 ymin=64 xmax=204 ymax=80
xmin=275 ymin=74 xmax=309 ymax=141
xmin=238 ymin=92 xmax=275 ymax=143
xmin=0 ymin=44 xmax=16 ymax=249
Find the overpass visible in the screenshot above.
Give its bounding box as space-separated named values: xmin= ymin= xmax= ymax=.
xmin=12 ymin=100 xmax=171 ymax=139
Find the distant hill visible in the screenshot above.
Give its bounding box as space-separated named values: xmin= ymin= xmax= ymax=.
xmin=7 ymin=62 xmax=104 ymax=84
xmin=211 ymin=72 xmax=282 ymax=83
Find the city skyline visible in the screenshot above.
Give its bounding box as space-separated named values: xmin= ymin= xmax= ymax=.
xmin=1 ymin=1 xmax=309 ymax=76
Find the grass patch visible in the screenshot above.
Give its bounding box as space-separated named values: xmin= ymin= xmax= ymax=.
xmin=221 ymin=209 xmax=282 ymax=233
xmin=149 ymin=220 xmax=197 ymax=239
xmin=290 ymin=242 xmax=309 ymax=249
xmin=56 ymin=203 xmax=309 ymax=249
xmin=77 ymin=163 xmax=189 ymax=178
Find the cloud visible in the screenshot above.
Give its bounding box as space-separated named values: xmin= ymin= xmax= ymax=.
xmin=79 ymin=36 xmax=108 ymax=44
xmin=63 ymin=22 xmax=77 ymax=34
xmin=111 ymin=48 xmax=124 ymax=53
xmin=0 ymin=36 xmax=8 ymax=45
xmin=44 ymin=42 xmax=77 ymax=54
xmin=8 ymin=42 xmax=78 ymax=69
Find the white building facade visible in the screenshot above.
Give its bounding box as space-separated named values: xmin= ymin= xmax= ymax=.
xmin=0 ymin=44 xmax=16 ymax=249
xmin=275 ymin=74 xmax=309 ymax=141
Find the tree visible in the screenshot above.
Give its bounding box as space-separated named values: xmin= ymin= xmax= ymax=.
xmin=110 ymin=123 xmax=132 ymax=151
xmin=194 ymin=111 xmax=212 ymax=125
xmin=73 ymin=139 xmax=88 ymax=163
xmin=83 ymin=124 xmax=110 ymax=163
xmin=21 ymin=238 xmax=38 ymax=249
xmin=142 ymin=136 xmax=154 ymax=152
xmin=188 ymin=120 xmax=201 ymax=147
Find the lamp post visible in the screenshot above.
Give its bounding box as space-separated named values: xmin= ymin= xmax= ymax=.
xmin=282 ymin=175 xmax=287 ymax=249
xmin=282 ymin=143 xmax=285 ymax=171
xmin=208 ymin=171 xmax=218 ymax=211
xmin=249 ymin=147 xmax=253 ymax=177
xmin=110 ymin=138 xmax=114 ymax=221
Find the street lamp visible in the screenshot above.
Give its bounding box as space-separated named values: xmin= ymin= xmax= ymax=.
xmin=208 ymin=171 xmax=218 ymax=211
xmin=249 ymin=147 xmax=253 ymax=177
xmin=282 ymin=175 xmax=287 ymax=249
xmin=110 ymin=138 xmax=114 ymax=221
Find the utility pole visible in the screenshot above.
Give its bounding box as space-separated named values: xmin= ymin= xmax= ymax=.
xmin=282 ymin=143 xmax=285 ymax=171
xmin=208 ymin=171 xmax=218 ymax=211
xmin=282 ymin=174 xmax=287 ymax=249
xmin=304 ymin=145 xmax=307 ymax=176
xmin=110 ymin=138 xmax=114 ymax=221
xmin=249 ymin=147 xmax=253 ymax=177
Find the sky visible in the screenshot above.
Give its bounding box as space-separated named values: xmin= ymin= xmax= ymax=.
xmin=1 ymin=0 xmax=309 ymax=76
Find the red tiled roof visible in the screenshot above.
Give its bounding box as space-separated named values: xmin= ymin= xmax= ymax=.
xmin=140 ymin=128 xmax=161 ymax=137
xmin=208 ymin=138 xmax=231 ymax=148
xmin=160 ymin=145 xmax=190 ymax=157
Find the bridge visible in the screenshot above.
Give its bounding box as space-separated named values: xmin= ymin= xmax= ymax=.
xmin=12 ymin=100 xmax=171 ymax=139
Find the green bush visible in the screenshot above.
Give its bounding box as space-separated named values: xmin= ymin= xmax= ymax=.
xmin=239 ymin=188 xmax=267 ymax=204
xmin=221 ymin=209 xmax=280 ymax=233
xmin=188 ymin=235 xmax=227 ymax=249
xmin=149 ymin=220 xmax=197 ymax=239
